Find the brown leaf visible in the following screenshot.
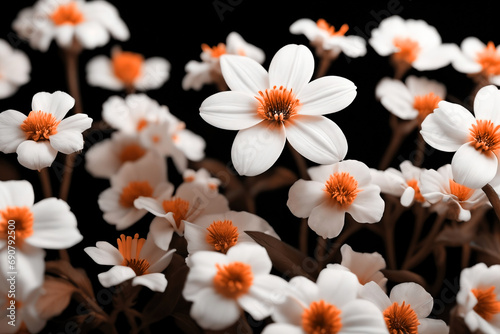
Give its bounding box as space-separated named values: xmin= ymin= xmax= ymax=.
xmin=243 ymin=166 xmax=298 ymax=198
xmin=45 ymin=260 xmax=95 ymax=298
xmin=448 ymin=306 xmax=473 ymax=334
xmin=171 ymin=312 xmax=203 ymax=334
xmin=36 ymin=276 xmax=77 ymax=320
xmin=381 ymin=269 xmax=429 ymax=291
xmin=245 ymin=231 xmax=317 ymax=280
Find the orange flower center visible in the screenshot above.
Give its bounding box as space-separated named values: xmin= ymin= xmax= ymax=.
xmin=118 ymin=143 xmax=146 ymax=163
xmin=0 ymin=206 xmax=34 ymax=247
xmin=393 ymin=37 xmax=421 ymax=64
xmin=206 ymin=220 xmax=239 ymax=253
xmin=112 ymin=51 xmax=144 ymax=86
xmin=324 ymin=172 xmax=361 ymax=208
xmin=302 ymin=300 xmax=342 ymax=334
xmin=136 ymin=118 xmax=149 ymax=132
xmin=162 ymin=198 xmax=190 ymax=228
xmin=476 ymin=41 xmax=500 ymax=76
xmin=201 ymin=43 xmax=227 ymax=58
xmin=316 ymin=19 xmax=349 ymax=36
xmin=469 ymin=119 xmax=500 ymax=155
xmin=383 ymin=301 xmax=420 ymax=334
xmin=256 ymin=86 xmax=301 ymax=123
xmin=50 ymin=2 xmax=84 ymax=26
xmin=117 ymin=234 xmax=150 ymax=276
xmin=406 ymin=179 xmax=425 ymax=203
xmin=413 ymin=92 xmax=441 ymax=122
xmin=449 ymin=179 xmax=474 ymax=202
xmin=119 ymin=181 xmax=154 ymax=208
xmin=213 ymin=261 xmax=253 ymax=299
xmin=20 ymin=111 xmax=60 ymax=141
xmin=472 ymin=286 xmax=500 ymax=321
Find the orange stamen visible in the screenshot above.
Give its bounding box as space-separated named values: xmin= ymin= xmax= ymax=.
xmin=201 ymin=43 xmax=227 ymax=58
xmin=20 ymin=111 xmax=60 ymax=141
xmin=316 ymin=19 xmax=349 ymax=37
xmin=112 ymin=51 xmax=144 ymax=86
xmin=476 ymin=41 xmax=500 ymax=76
xmin=206 ymin=220 xmax=239 ymax=253
xmin=119 ymin=181 xmax=154 ymax=208
xmin=0 ymin=206 xmax=34 ymax=247
xmin=324 ymin=172 xmax=361 ymax=208
xmin=393 ymin=37 xmax=421 ymax=64
xmin=302 ymin=300 xmax=342 ymax=334
xmin=406 ymin=179 xmax=425 ymax=203
xmin=50 ymin=2 xmax=84 ymax=26
xmin=255 ymin=86 xmax=301 ymax=123
xmin=117 ymin=234 xmax=150 ymax=276
xmin=413 ymin=92 xmax=441 ymax=122
xmin=118 ymin=143 xmax=146 ymax=163
xmin=449 ymin=179 xmax=474 ymax=202
xmin=162 ymin=198 xmax=190 ymax=228
xmin=213 ymin=261 xmax=253 ymax=299
xmin=136 ymin=118 xmax=148 ymax=132
xmin=383 ymin=301 xmax=420 ymax=334
xmin=472 ymin=286 xmax=500 ymax=321
xmin=469 ymin=119 xmax=500 ymax=155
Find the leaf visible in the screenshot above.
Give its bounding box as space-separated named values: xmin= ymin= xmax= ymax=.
xmin=381 ymin=269 xmax=429 ymax=291
xmin=245 ymin=231 xmax=317 ymax=280
xmin=36 ymin=276 xmax=78 ymax=319
xmin=243 ymin=166 xmax=298 ymax=198
xmin=45 ymin=260 xmax=95 ymax=298
xmin=171 ymin=312 xmax=203 ymax=334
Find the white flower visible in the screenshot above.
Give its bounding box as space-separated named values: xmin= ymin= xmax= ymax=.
xmin=370 ymin=160 xmax=429 ymax=207
xmin=452 ymin=37 xmax=500 ymax=85
xmin=86 ymin=46 xmax=170 ymax=92
xmin=12 ymin=0 xmax=129 ymax=52
xmin=97 ymin=151 xmax=172 ymax=230
xmin=85 ymin=131 xmax=150 ymax=179
xmin=0 ymin=91 xmax=92 ymax=170
xmin=376 ymin=75 xmax=446 ymax=122
xmin=101 ymin=94 xmax=170 ymax=135
xmin=262 ymin=268 xmax=388 ymax=334
xmin=327 ymin=244 xmax=387 ymax=291
xmin=0 ymin=39 xmax=30 ymax=99
xmin=182 ymin=243 xmax=288 ymax=330
xmin=184 ymin=210 xmax=280 ymax=261
xmin=287 ymin=160 xmax=385 ymax=238
xmin=359 ymin=281 xmax=449 ymax=334
xmin=200 ymin=44 xmax=356 ymax=176
xmin=420 ymin=164 xmax=488 ymax=221
xmin=290 ymin=18 xmax=366 ymax=58
xmin=0 ymin=180 xmax=83 ymax=293
xmin=369 ymin=15 xmax=458 ymax=71
xmin=182 ymin=168 xmax=221 ymax=191
xmin=134 ymin=181 xmax=229 ymax=250
xmin=456 ymin=263 xmax=500 ymax=334
xmin=420 ymin=85 xmax=500 ymax=189
xmin=84 ymin=232 xmax=175 ymax=292
xmin=182 ymin=31 xmax=265 ymax=91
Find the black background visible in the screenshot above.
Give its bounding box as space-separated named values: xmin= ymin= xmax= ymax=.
xmin=0 ymin=0 xmax=498 ymax=332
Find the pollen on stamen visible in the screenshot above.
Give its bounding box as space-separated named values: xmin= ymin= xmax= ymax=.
xmin=413 ymin=92 xmax=441 ymax=122
xmin=162 ymin=197 xmax=190 ymax=228
xmin=255 ymin=86 xmax=301 ymax=123
xmin=383 ymin=301 xmax=420 ymax=334
xmin=302 ymin=300 xmax=343 ymax=334
xmin=392 ymin=37 xmax=421 ymax=64
xmin=119 ymin=181 xmax=154 ymax=208
xmin=476 ymin=41 xmax=500 ymax=76
xmin=206 ymin=220 xmax=239 ymax=253
xmin=471 ymin=286 xmax=500 ymax=321
xmin=50 ymin=2 xmax=84 ymax=26
xmin=112 ymin=51 xmax=144 ymax=86
xmin=213 ymin=261 xmax=253 ymax=299
xmin=449 ymin=179 xmax=474 ymax=202
xmin=316 ymin=19 xmax=349 ymax=37
xmin=0 ymin=206 xmax=34 ymax=247
xmin=406 ymin=179 xmax=425 ymax=203
xmin=324 ymin=172 xmax=361 ymax=208
xmin=117 ymin=234 xmax=150 ymax=276
xmin=201 ymin=43 xmax=226 ymax=58
xmin=20 ymin=110 xmax=60 ymax=142
xmin=118 ymin=143 xmax=146 ymax=163
xmin=469 ymin=119 xmax=500 ymax=155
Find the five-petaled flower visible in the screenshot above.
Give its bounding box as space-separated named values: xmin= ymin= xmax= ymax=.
xmin=200 ymin=43 xmax=356 ymax=176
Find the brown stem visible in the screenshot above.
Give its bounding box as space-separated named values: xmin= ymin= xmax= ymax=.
xmin=379 ymin=116 xmax=419 ymax=170
xmin=402 ymin=214 xmax=447 ymax=270
xmin=315 ymin=236 xmax=329 ymax=269
xmin=314 ymin=52 xmax=335 ymax=79
xmin=413 ymin=131 xmax=426 ymax=167
xmin=299 ymin=218 xmax=309 ymax=255
xmin=403 ymin=204 xmax=429 ymax=266
xmin=482 ymin=184 xmax=500 ymax=221
xmin=323 ymin=215 xmax=363 ymax=264
xmin=38 ymin=168 xmax=52 ymax=198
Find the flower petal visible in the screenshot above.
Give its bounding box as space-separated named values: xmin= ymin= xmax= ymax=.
xmin=226 ymin=243 xmax=272 ymax=275
xmin=287 ymin=179 xmax=326 ymax=218
xmin=49 ymin=114 xmax=92 ymax=154
xmin=413 ymin=44 xmax=459 ymax=71
xmin=451 ymin=144 xmax=498 ymax=189
xmin=418 ymin=318 xmax=450 ymax=334
xmin=231 ymin=122 xmax=286 ymax=176
xmin=286 ymin=115 xmax=347 ymax=165
xmin=317 ymin=268 xmax=359 ymax=307
xmin=135 ymin=57 xmax=171 ymax=90
xmin=220 ymin=54 xmax=269 ymax=94
xmin=84 ymin=241 xmax=123 ymax=266
xmin=98 ymin=266 xmax=136 ymax=287
xmin=16 ymin=140 xmax=58 ymax=170
xmin=31 ymin=91 xmax=74 ymax=121
xmin=473 ymin=85 xmax=500 ymax=125
xmin=389 ymin=282 xmax=434 ymax=318
xmin=298 ymin=76 xmax=357 ymax=115
xmin=261 ymin=323 xmax=303 ymax=334
xmin=269 ymin=44 xmax=314 ymax=96
xmin=420 ymin=101 xmax=475 ymax=152
xmin=0 ymin=109 xmax=27 ymax=153
xmin=239 ymin=275 xmax=288 ymax=320
xmin=149 ymin=217 xmax=175 ymax=250
xmin=347 ymin=185 xmax=385 ymax=223
xmin=308 ymin=201 xmax=346 ymax=238
xmin=189 ymin=288 xmax=240 ymax=330
xmin=199 ymin=91 xmax=262 ymax=130
xmin=0 ymin=179 xmax=34 ymax=209
xmin=340 ymin=299 xmax=389 ymax=333
xmin=132 ymin=273 xmax=167 ymax=292
xmin=86 ymin=55 xmax=124 ymax=90
xmin=358 ymin=281 xmax=392 ymax=311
